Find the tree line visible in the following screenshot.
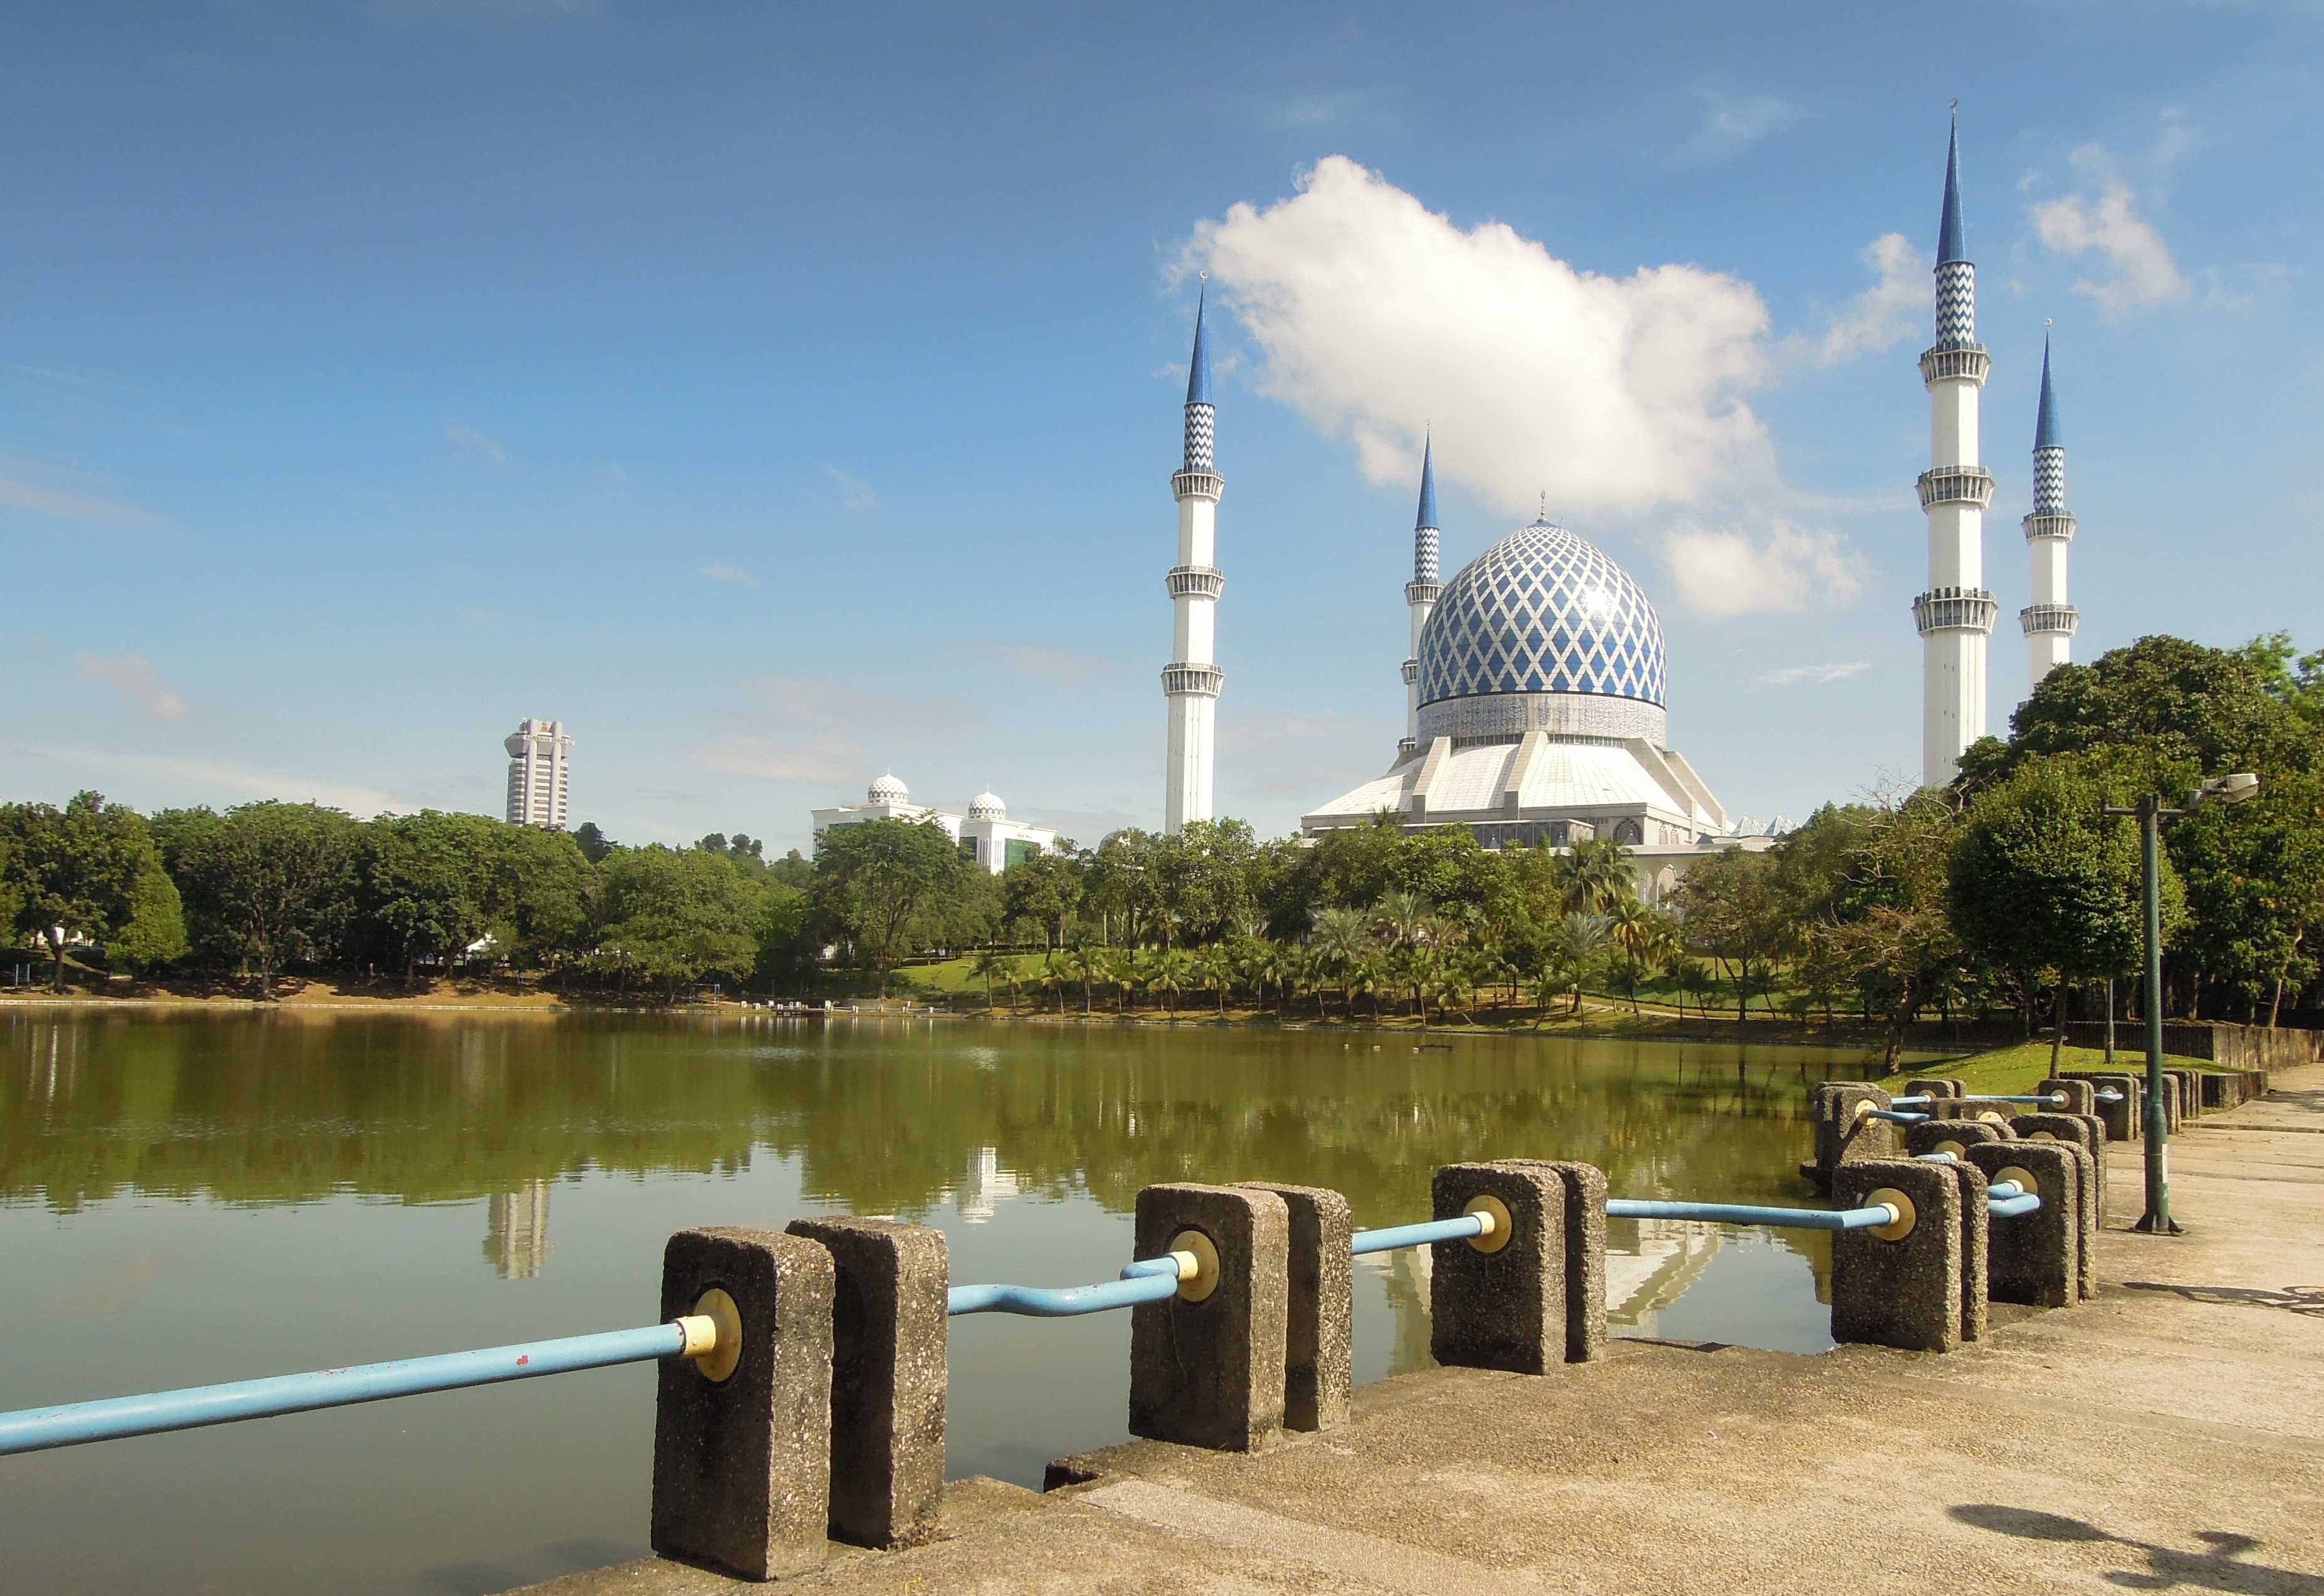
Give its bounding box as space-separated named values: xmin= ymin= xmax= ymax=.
xmin=4 ymin=633 xmax=2320 ymax=1033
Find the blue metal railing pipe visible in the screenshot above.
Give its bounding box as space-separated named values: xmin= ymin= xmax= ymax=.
xmin=1988 ymin=1193 xmax=2042 ymax=1218
xmin=1605 ymin=1199 xmax=1900 ymax=1231
xmin=0 ymin=1322 xmax=690 ymax=1458
xmin=1863 ymin=1109 xmax=1930 ymax=1124
xmin=1350 ymin=1214 xmax=1487 ymax=1256
xmin=946 ymin=1251 xmax=1187 ymax=1318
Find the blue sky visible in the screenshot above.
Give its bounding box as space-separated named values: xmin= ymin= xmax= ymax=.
xmin=3 ymin=3 xmax=2318 ymax=851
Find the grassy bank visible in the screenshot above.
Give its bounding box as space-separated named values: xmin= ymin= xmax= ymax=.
xmin=1867 ymin=1040 xmax=2221 ymax=1095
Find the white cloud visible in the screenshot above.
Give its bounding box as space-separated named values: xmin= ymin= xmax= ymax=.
xmin=828 ymin=467 xmax=880 ymax=513
xmin=1185 ymin=155 xmax=1773 ymax=520
xmin=971 ymin=641 xmax=1127 ymax=687
xmin=2030 ymin=149 xmax=2186 ymax=313
xmin=0 ymin=462 xmax=161 ymax=529
xmin=77 ymin=653 xmax=191 ymax=720
xmin=700 ymin=563 xmax=757 ymax=586
xmin=446 ymin=419 xmax=507 ymax=463
xmin=1657 ymin=518 xmax=1863 ymax=617
xmin=1689 ymin=89 xmax=1810 ymax=154
xmin=1807 ymin=233 xmax=1924 ymax=365
xmin=18 ymin=748 xmax=392 ymax=816
xmin=682 ymin=676 xmax=978 ymax=790
xmin=1751 ymin=660 xmax=1872 ymax=689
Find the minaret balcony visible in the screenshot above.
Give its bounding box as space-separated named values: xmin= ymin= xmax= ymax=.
xmin=1912 ymin=586 xmax=1999 ymax=635
xmin=2020 ymin=603 xmax=2080 ymax=637
xmin=1165 ymin=565 xmax=1226 ymax=600
xmin=1919 ymin=344 xmax=1991 ymax=387
xmin=1400 ymin=657 xmax=1418 ymax=685
xmin=1160 ymin=662 xmax=1224 ymax=697
xmin=1404 ymin=580 xmax=1442 ymax=607
xmin=2021 ymin=511 xmax=2077 ymax=543
xmin=1171 ymin=468 xmax=1224 ymax=503
xmin=1917 ymin=466 xmax=1995 ymax=511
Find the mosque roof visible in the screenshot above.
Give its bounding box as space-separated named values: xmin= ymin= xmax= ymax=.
xmin=1185 ymin=291 xmax=1212 ymax=407
xmin=1416 ymin=521 xmax=1665 ymax=709
xmin=1300 ymin=736 xmax=1719 ymax=833
xmin=2035 ymin=337 xmax=2061 ymax=451
xmin=867 ymin=773 xmax=909 ymax=804
xmin=968 ymin=790 xmax=1006 ymax=820
xmin=1938 ymin=114 xmax=1969 ymax=266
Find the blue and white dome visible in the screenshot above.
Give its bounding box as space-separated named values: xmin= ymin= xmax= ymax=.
xmin=867 ymin=773 xmax=910 ymax=805
xmin=1415 ymin=520 xmax=1670 ymax=745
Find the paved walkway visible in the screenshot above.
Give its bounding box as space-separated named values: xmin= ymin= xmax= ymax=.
xmin=524 ymin=1068 xmax=2324 ymax=1595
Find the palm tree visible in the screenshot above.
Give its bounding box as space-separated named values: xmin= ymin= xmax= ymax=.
xmin=1309 ymin=907 xmax=1373 ymax=1018
xmin=1192 ymin=943 xmax=1233 ymax=1016
xmin=969 ymin=947 xmax=1013 ymax=1011
xmin=1375 ymin=888 xmax=1435 ymax=951
xmin=1067 ymin=942 xmax=1103 ymax=1014
xmin=1556 ymin=912 xmax=1610 ymax=1014
xmin=1345 ymin=952 xmax=1387 ymax=1021
xmin=1150 ymin=948 xmax=1189 ymax=1014
xmin=1608 ymin=899 xmax=1659 ymax=1016
xmin=1672 ymin=957 xmax=1714 ymax=1019
xmin=1558 ymin=837 xmax=1635 ymax=917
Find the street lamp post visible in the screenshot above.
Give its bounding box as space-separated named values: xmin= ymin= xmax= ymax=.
xmin=2103 ymin=773 xmax=2259 ymax=1235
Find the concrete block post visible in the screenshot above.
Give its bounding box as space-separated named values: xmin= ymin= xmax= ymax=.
xmin=1236 ymin=1182 xmax=1352 ymax=1432
xmin=1966 ymin=1142 xmax=2083 ymax=1308
xmin=651 ymin=1228 xmax=835 ymax=1582
xmin=2009 ymin=1113 xmax=2108 ymax=1242
xmin=2038 ymin=1078 xmax=2096 ymax=1114
xmin=2167 ymin=1069 xmax=2200 ymax=1124
xmin=1128 ymin=1184 xmax=1289 ymax=1452
xmin=2071 ymin=1072 xmax=2140 ymax=1143
xmin=1904 ymin=1120 xmax=2009 ymax=1159
xmin=1831 ymin=1161 xmax=1963 ymax=1353
xmin=783 ymin=1218 xmax=947 ymax=1549
xmin=1429 ymin=1162 xmax=1571 ymax=1374
xmin=1810 ymin=1085 xmax=1897 ymax=1192
xmin=1526 ymin=1160 xmax=1608 ymax=1364
xmin=1904 ymin=1077 xmax=1964 ymax=1100
xmin=1937 ymin=1159 xmax=1989 ymax=1343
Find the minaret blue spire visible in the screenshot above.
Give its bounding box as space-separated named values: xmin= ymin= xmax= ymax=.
xmin=1185 ymin=289 xmax=1212 ymax=407
xmin=1937 ymin=110 xmax=1967 ymax=266
xmin=1415 ymin=433 xmax=1438 ymax=531
xmin=2034 ymin=335 xmax=2061 ymax=451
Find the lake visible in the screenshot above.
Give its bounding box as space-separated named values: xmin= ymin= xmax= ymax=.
xmin=0 ymin=1008 xmax=1895 ymax=1596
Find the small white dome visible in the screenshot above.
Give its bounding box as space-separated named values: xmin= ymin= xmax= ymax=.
xmin=968 ymin=790 xmax=1006 ymax=820
xmin=867 ymin=773 xmax=910 ymax=804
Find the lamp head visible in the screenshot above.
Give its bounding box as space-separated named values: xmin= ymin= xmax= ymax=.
xmin=2195 ymin=772 xmax=2261 ymax=807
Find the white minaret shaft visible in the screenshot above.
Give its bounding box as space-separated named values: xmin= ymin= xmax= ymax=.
xmin=1400 ymin=436 xmax=1442 ymax=761
xmin=2020 ymin=335 xmax=2078 ymax=688
xmin=1912 ymin=113 xmax=1998 ymax=788
xmin=1163 ymin=294 xmax=1224 ymax=833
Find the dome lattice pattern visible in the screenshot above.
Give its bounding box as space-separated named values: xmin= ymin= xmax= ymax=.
xmin=1417 ymin=522 xmax=1665 ymax=708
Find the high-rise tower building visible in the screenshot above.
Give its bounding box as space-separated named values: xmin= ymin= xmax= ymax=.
xmin=504 ymin=718 xmax=573 ymax=828
xmin=1399 ymin=438 xmax=1442 ymax=760
xmin=1911 ymin=113 xmax=1998 ymax=788
xmin=2019 ymin=335 xmax=2078 ymax=688
xmin=1162 ymin=293 xmax=1224 ymax=833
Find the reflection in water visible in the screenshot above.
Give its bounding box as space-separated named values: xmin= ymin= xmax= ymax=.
xmin=0 ymin=1008 xmax=1907 ymax=1596
xmin=485 ymin=1182 xmax=553 ymax=1279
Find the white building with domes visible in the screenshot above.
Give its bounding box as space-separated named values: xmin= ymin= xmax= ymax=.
xmin=811 ymin=775 xmax=1059 ymax=874
xmin=1300 ymin=448 xmax=1763 ymax=904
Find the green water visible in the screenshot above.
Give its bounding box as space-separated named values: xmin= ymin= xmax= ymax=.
xmin=0 ymin=1009 xmax=1890 ymax=1596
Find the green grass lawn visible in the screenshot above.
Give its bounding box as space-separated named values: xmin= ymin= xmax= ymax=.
xmin=1867 ymin=1040 xmax=2220 ymax=1095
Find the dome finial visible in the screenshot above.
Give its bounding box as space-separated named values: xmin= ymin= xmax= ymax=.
xmin=1185 ymin=283 xmax=1212 ymax=407
xmin=1938 ymin=106 xmax=1968 ymax=266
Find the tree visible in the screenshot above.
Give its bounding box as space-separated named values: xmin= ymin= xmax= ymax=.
xmin=162 ymin=802 xmax=363 ymax=997
xmin=0 ymin=792 xmax=183 ymax=988
xmin=1998 ymin=634 xmax=2305 ymax=782
xmin=1949 ymin=756 xmax=2160 ymax=1059
xmin=1003 ymin=843 xmax=1084 ymax=948
xmin=593 ymin=845 xmax=764 ymax=996
xmin=810 ymin=818 xmax=973 ymax=997
xmin=362 ymin=811 xmax=498 ymax=984
xmin=571 ymin=821 xmax=615 ymax=863
xmin=1671 ymin=846 xmax=1790 ymax=1023
xmin=488 ymin=823 xmax=595 ymax=968
xmin=1308 ymin=905 xmax=1373 ymax=1019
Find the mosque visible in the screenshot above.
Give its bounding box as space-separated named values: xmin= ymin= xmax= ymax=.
xmin=1158 ymin=113 xmax=2080 ymax=901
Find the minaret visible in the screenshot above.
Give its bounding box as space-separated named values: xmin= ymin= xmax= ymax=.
xmin=1162 ymin=292 xmax=1224 ymax=833
xmin=1911 ymin=110 xmax=1998 ymax=788
xmin=1399 ymin=436 xmax=1442 ymax=761
xmin=2019 ymin=334 xmax=2078 ymax=687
